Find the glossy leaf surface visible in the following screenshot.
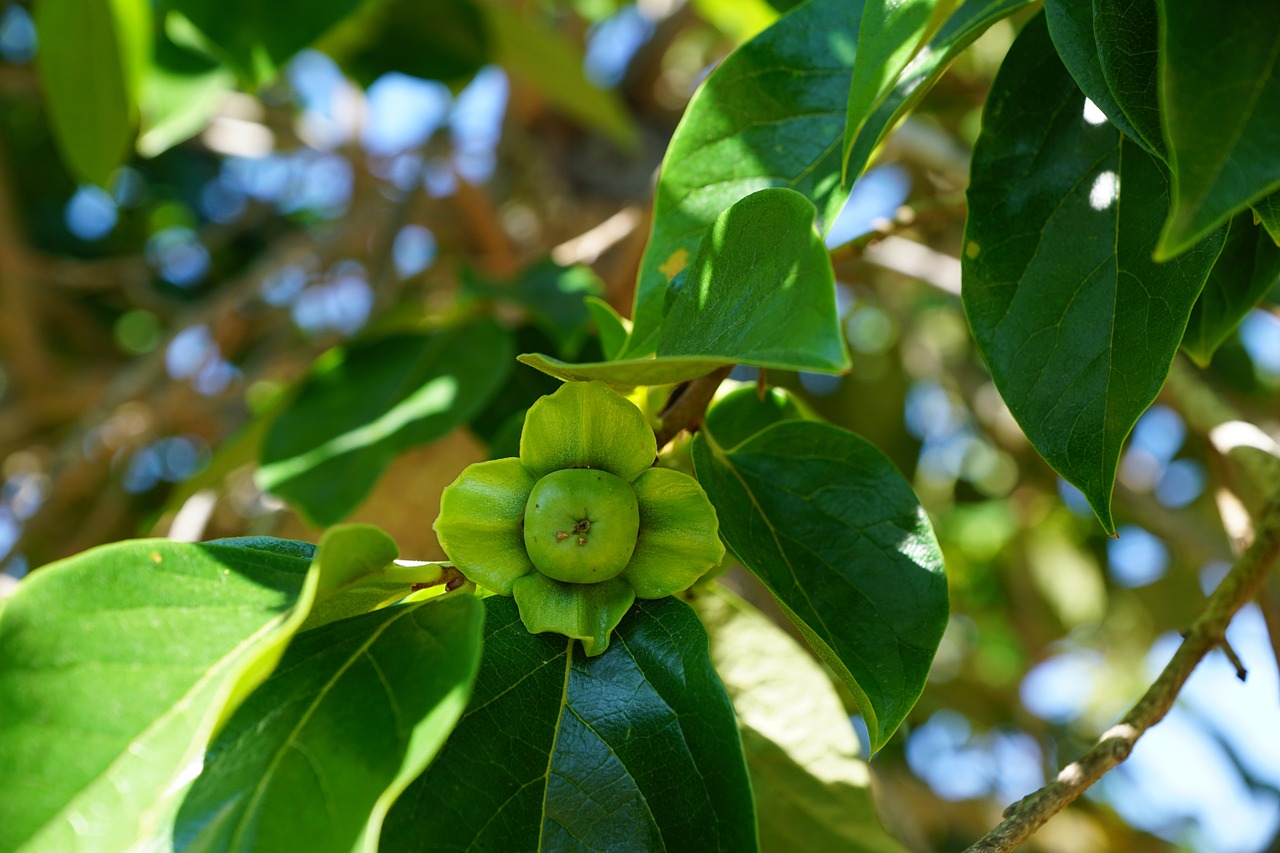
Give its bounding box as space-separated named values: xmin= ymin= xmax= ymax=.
xmin=0 ymin=539 xmax=315 ymax=851
xmin=1183 ymin=213 xmax=1280 ymax=366
xmin=383 ymin=596 xmax=757 ymax=852
xmin=692 ymin=420 xmax=948 ymax=753
xmin=625 ymin=0 xmax=862 ymax=354
xmin=844 ymin=0 xmax=1033 ymax=183
xmin=1094 ymin=0 xmax=1163 ymax=158
xmin=36 ymin=0 xmax=150 ymax=184
xmin=258 ymin=321 xmax=512 ymax=526
xmin=1156 ymin=1 xmax=1280 ymax=257
xmin=174 ymin=595 xmax=484 ymax=853
xmin=693 ymin=586 xmax=907 ymax=853
xmin=703 ymin=385 xmax=813 ymax=451
xmin=842 ymin=0 xmax=954 ymax=182
xmin=963 ymin=15 xmax=1224 ymax=532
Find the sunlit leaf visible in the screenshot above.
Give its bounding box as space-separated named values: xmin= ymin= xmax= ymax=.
xmin=692 ymin=420 xmax=948 ymax=753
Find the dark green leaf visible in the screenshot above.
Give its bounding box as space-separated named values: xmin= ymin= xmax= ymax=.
xmin=1183 ymin=213 xmax=1280 ymax=366
xmin=383 ymin=596 xmax=757 ymax=852
xmin=692 ymin=420 xmax=948 ymax=753
xmin=625 ymin=0 xmax=863 ymax=356
xmin=845 ymin=0 xmax=1033 ymax=183
xmin=522 ymin=189 xmax=849 ymax=386
xmin=1093 ymin=0 xmax=1163 ymax=158
xmin=962 ymin=14 xmax=1225 ymax=532
xmin=463 ymin=260 xmax=604 ymax=359
xmin=318 ymin=0 xmax=489 ymax=85
xmin=704 ymin=384 xmax=814 ymax=451
xmin=36 ymin=0 xmax=150 ymax=185
xmin=174 ymin=595 xmax=483 ymax=853
xmin=138 ymin=21 xmax=235 ymax=158
xmin=1155 ymin=1 xmax=1280 ymax=258
xmin=842 ymin=0 xmax=956 ymax=183
xmin=257 ymin=321 xmax=513 ymax=526
xmin=0 ymin=539 xmax=314 ymax=851
xmin=693 ymin=586 xmax=908 ymax=853
xmin=480 ymin=1 xmax=637 ymax=149
xmin=178 ymin=0 xmax=361 ymax=83
xmin=1255 ymin=191 xmax=1280 ymax=246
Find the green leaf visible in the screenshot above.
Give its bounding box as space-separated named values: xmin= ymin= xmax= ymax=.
xmin=138 ymin=21 xmax=235 ymax=158
xmin=382 ymin=596 xmax=757 ymax=852
xmin=1182 ymin=213 xmax=1280 ymax=366
xmin=1094 ymin=0 xmax=1164 ymax=158
xmin=1155 ymin=1 xmax=1280 ymax=258
xmin=1255 ymin=191 xmax=1280 ymax=246
xmin=841 ymin=0 xmax=957 ymax=184
xmin=463 ymin=260 xmax=605 ymax=359
xmin=179 ymin=0 xmax=361 ymax=83
xmin=479 ymin=1 xmax=638 ymax=149
xmin=523 ymin=189 xmax=849 ymax=386
xmin=625 ymin=0 xmax=862 ymax=356
xmin=317 ymin=0 xmax=489 ymax=85
xmin=257 ymin=321 xmax=513 ymax=526
xmin=0 ymin=539 xmax=314 ymax=851
xmin=174 ymin=595 xmax=484 ymax=853
xmin=1043 ymin=0 xmax=1163 ymax=161
xmin=845 ymin=0 xmax=1033 ymax=184
xmin=692 ymin=586 xmax=908 ymax=853
xmin=691 ymin=420 xmax=948 ymax=753
xmin=962 ymin=14 xmax=1225 ymax=532
xmin=36 ymin=0 xmax=151 ymax=185
xmin=703 ymin=384 xmax=815 ymax=451
xmin=584 ymin=296 xmax=630 ymax=361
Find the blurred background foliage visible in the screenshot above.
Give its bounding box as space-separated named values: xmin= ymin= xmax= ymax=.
xmin=1 ymin=0 xmax=1279 ymax=849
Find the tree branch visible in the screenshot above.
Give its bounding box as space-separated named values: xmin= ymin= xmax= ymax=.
xmin=966 ymin=490 xmax=1280 ymax=852
xmin=654 ymin=366 xmax=734 ymax=450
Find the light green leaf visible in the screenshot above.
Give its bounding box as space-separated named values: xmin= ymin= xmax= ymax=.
xmin=962 ymin=14 xmax=1225 ymax=532
xmin=693 ymin=586 xmax=908 ymax=853
xmin=1155 ymin=1 xmax=1280 ymax=258
xmin=584 ymin=295 xmax=630 ymax=360
xmin=383 ymin=596 xmax=757 ymax=851
xmin=692 ymin=421 xmax=948 ymax=753
xmin=0 ymin=539 xmax=312 ymax=851
xmin=625 ymin=0 xmax=862 ymax=355
xmin=845 ymin=0 xmax=1033 ymax=184
xmin=479 ymin=1 xmax=637 ymax=149
xmin=36 ymin=0 xmax=151 ymax=185
xmin=138 ymin=22 xmax=235 ymax=158
xmin=257 ymin=321 xmax=513 ymax=526
xmin=174 ymin=595 xmax=484 ymax=853
xmin=841 ymin=0 xmax=957 ymax=184
xmin=1182 ymin=213 xmax=1280 ymax=366
xmin=523 ymin=189 xmax=849 ymax=386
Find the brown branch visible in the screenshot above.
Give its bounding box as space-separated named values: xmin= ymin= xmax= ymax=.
xmin=966 ymin=490 xmax=1280 ymax=853
xmin=654 ymin=366 xmax=734 ymax=450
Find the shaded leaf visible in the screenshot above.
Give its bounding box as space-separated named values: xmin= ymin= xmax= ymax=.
xmin=383 ymin=596 xmax=757 ymax=852
xmin=319 ymin=0 xmax=488 ymax=86
xmin=692 ymin=420 xmax=948 ymax=753
xmin=845 ymin=0 xmax=1033 ymax=184
xmin=1183 ymin=213 xmax=1280 ymax=366
xmin=480 ymin=1 xmax=637 ymax=149
xmin=1093 ymin=0 xmax=1163 ymax=158
xmin=463 ymin=260 xmax=604 ymax=359
xmin=625 ymin=0 xmax=863 ymax=355
xmin=174 ymin=595 xmax=484 ymax=853
xmin=842 ymin=0 xmax=956 ymax=184
xmin=36 ymin=0 xmax=150 ymax=185
xmin=693 ymin=586 xmax=908 ymax=853
xmin=1254 ymin=191 xmax=1280 ymax=246
xmin=257 ymin=321 xmax=513 ymax=526
xmin=703 ymin=384 xmax=815 ymax=451
xmin=1155 ymin=1 xmax=1280 ymax=258
xmin=0 ymin=539 xmax=314 ymax=851
xmin=138 ymin=22 xmax=235 ymax=158
xmin=962 ymin=14 xmax=1225 ymax=532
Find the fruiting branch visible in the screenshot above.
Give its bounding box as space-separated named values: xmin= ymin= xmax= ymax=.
xmin=655 ymin=365 xmax=734 ymax=450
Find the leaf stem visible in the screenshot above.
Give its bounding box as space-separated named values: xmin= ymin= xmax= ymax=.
xmin=655 ymin=366 xmax=734 ymax=450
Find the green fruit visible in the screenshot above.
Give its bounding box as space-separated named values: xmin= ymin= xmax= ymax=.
xmin=523 ymin=468 xmax=640 ymax=583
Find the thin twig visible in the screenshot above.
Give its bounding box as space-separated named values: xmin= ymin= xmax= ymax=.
xmin=654 ymin=366 xmax=734 ymax=450
xmin=966 ymin=492 xmax=1280 ymax=853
